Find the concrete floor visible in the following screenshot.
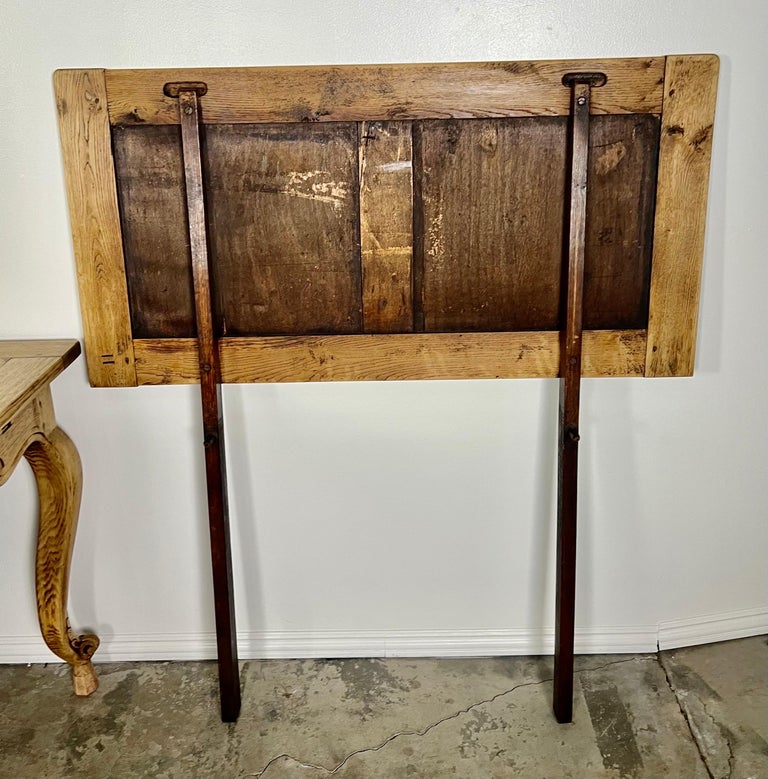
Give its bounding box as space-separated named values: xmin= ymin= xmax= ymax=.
xmin=0 ymin=637 xmax=765 ymax=779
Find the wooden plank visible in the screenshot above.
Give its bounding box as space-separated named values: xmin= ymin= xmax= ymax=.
xmin=584 ymin=114 xmax=660 ymax=329
xmin=646 ymin=54 xmax=719 ymax=376
xmin=105 ymin=58 xmax=665 ymax=126
xmin=53 ymin=69 xmax=136 ymax=387
xmin=359 ymin=121 xmax=413 ymax=333
xmin=112 ymin=126 xmax=195 ymax=338
xmin=0 ymin=341 xmax=81 ymax=421
xmin=416 ymin=115 xmax=660 ymax=332
xmin=133 ymin=330 xmax=646 ymax=385
xmin=417 ymin=117 xmax=566 ymax=331
xmin=204 ymin=123 xmax=361 ymax=335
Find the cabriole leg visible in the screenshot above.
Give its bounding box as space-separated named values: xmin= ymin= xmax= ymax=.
xmin=25 ymin=426 xmax=99 ymax=696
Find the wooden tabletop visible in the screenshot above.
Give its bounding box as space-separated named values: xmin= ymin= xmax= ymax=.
xmin=0 ymin=340 xmax=81 ymax=421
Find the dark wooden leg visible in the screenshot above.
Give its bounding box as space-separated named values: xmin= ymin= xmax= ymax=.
xmin=553 ymin=73 xmax=604 ymax=724
xmin=201 ymin=385 xmax=240 ymax=722
xmin=175 ymin=83 xmax=241 ymax=722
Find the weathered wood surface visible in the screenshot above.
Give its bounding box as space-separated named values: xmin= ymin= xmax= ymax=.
xmin=133 ymin=330 xmax=647 ymax=384
xmin=53 ymin=70 xmax=136 ymax=386
xmin=646 ymin=54 xmax=719 ymax=376
xmin=416 ymin=117 xmax=566 ymax=331
xmin=56 ymin=56 xmax=717 ymax=386
xmin=584 ymin=114 xmax=660 ymax=329
xmin=113 ymin=126 xmax=195 ymax=338
xmin=416 ymin=114 xmax=658 ymax=332
xmin=359 ymin=121 xmax=413 ymax=333
xmin=204 ymin=123 xmax=361 ymax=336
xmin=105 ymin=58 xmax=665 ymax=126
xmin=114 ymin=123 xmax=363 ymax=337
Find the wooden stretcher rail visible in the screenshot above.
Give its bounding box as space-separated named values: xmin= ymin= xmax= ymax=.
xmin=133 ymin=330 xmax=647 ymax=385
xmin=104 ymin=58 xmax=665 ymax=126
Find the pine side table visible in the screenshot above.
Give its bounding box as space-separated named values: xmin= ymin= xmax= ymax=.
xmin=0 ymin=339 xmax=99 ymax=695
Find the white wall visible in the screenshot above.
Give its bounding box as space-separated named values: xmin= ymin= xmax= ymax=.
xmin=1 ymin=0 xmax=766 ymax=662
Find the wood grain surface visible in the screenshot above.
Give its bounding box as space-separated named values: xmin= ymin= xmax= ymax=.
xmin=584 ymin=114 xmax=660 ymax=328
xmin=204 ymin=123 xmax=361 ymax=335
xmin=646 ymin=54 xmax=719 ymax=376
xmin=415 ymin=114 xmax=658 ymax=332
xmin=0 ymin=340 xmax=81 ymax=421
xmin=53 ymin=70 xmax=136 ymax=386
xmin=55 ymin=56 xmax=717 ymax=385
xmin=359 ymin=121 xmax=413 ymax=333
xmin=113 ymin=125 xmax=195 ymax=338
xmin=0 ymin=389 xmax=55 ymax=488
xmin=105 ymin=58 xmax=664 ymax=125
xmin=0 ymin=340 xmax=98 ymax=695
xmin=133 ymin=330 xmax=647 ymax=384
xmin=26 ymin=421 xmax=100 ymax=695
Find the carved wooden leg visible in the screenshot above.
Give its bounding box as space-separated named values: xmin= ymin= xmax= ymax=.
xmin=24 ymin=426 xmax=99 ymax=696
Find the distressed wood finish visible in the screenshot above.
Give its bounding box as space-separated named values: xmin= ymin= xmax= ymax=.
xmin=56 ymin=57 xmax=719 ymax=386
xmin=415 ymin=114 xmax=659 ymax=332
xmin=133 ymin=330 xmax=647 ymax=384
xmin=106 ymin=58 xmax=665 ymax=126
xmin=53 ymin=70 xmax=136 ymax=386
xmin=359 ymin=121 xmax=413 ymax=333
xmin=113 ymin=126 xmax=195 ymax=338
xmin=0 ymin=340 xmax=99 ymax=696
xmin=204 ymin=123 xmax=361 ymax=335
xmin=417 ymin=117 xmax=567 ymax=331
xmin=178 ymin=89 xmax=241 ymax=723
xmin=584 ymin=114 xmax=660 ymax=329
xmin=646 ymin=54 xmax=719 ymax=376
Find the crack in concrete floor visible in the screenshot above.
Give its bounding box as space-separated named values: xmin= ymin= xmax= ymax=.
xmin=700 ymin=697 xmax=735 ymax=779
xmin=658 ymin=650 xmax=742 ymax=779
xmin=245 ymin=656 xmax=650 ymax=778
xmin=659 ymin=651 xmax=716 ymax=779
xmin=3 ymin=639 xmax=763 ymax=778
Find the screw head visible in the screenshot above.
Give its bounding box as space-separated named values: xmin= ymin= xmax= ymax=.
xmin=184 ymin=105 xmax=193 ymax=114
xmin=577 ymin=96 xmax=587 ymax=106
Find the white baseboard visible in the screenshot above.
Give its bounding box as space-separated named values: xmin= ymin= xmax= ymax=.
xmin=2 ymin=607 xmax=765 ymax=664
xmin=0 ymin=627 xmax=658 ymax=664
xmin=657 ymin=606 xmax=768 ymax=650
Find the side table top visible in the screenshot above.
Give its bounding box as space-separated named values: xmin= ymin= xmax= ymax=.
xmin=0 ymin=340 xmax=81 ymax=421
